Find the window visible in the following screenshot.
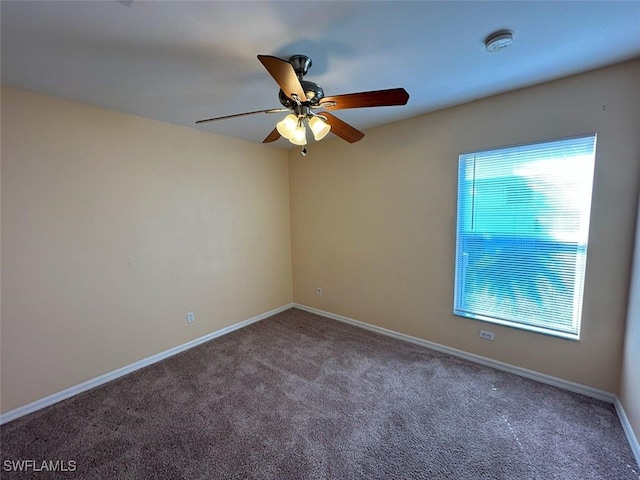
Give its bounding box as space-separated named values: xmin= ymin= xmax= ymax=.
xmin=454 ymin=134 xmax=597 ymax=339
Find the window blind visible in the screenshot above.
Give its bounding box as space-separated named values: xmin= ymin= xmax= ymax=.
xmin=454 ymin=134 xmax=597 ymax=338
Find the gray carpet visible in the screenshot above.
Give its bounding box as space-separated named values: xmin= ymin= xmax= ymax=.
xmin=1 ymin=308 xmax=638 ymax=479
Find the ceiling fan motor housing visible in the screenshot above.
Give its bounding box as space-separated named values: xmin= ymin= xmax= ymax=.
xmin=279 ymin=81 xmax=325 ymax=108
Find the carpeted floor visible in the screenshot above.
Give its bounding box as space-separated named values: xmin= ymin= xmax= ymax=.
xmin=1 ymin=307 xmax=638 ymax=479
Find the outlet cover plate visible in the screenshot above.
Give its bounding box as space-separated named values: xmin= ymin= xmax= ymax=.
xmin=480 ymin=330 xmax=495 ymax=341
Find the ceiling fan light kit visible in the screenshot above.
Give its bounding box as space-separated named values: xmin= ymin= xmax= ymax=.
xmin=196 ymin=54 xmax=410 ymax=152
xmin=276 ymin=114 xmax=298 ymax=139
xmin=276 ymin=111 xmax=331 ymax=146
xmin=290 ymin=123 xmax=308 ymax=146
xmin=309 ymin=116 xmax=331 ymax=141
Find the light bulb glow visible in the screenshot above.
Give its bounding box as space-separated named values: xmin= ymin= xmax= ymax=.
xmin=276 ymin=114 xmax=297 ymax=139
xmin=309 ymin=116 xmax=331 ymax=141
xmin=289 ymin=124 xmax=307 ymax=146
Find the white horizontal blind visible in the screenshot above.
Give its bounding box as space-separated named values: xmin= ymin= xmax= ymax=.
xmin=454 ymin=134 xmax=597 ymax=337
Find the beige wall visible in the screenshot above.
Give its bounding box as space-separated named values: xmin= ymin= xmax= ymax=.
xmin=2 ymin=59 xmax=639 ymax=419
xmin=289 ymin=59 xmax=640 ymax=394
xmin=621 ymin=192 xmax=640 ymax=444
xmin=1 ymin=86 xmax=292 ymax=413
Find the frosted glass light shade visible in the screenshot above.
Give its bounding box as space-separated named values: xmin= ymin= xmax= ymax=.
xmin=309 ymin=116 xmax=331 ymax=141
xmin=276 ymin=114 xmax=298 ymax=139
xmin=289 ymin=125 xmax=307 ymax=145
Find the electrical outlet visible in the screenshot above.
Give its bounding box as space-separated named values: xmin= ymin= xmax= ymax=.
xmin=187 ymin=312 xmax=195 ymax=324
xmin=316 ymin=287 xmax=323 ymax=297
xmin=480 ymin=330 xmax=495 ymax=341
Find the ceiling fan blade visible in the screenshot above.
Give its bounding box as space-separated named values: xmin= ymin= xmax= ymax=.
xmin=321 ymin=112 xmax=365 ymax=143
xmin=257 ymin=55 xmax=307 ymax=101
xmin=195 ymin=108 xmax=287 ymax=124
xmin=320 ymin=88 xmax=409 ymax=110
xmin=263 ymin=128 xmax=281 ymax=143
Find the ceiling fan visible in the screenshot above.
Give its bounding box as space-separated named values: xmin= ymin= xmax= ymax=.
xmin=196 ymin=54 xmax=409 ymax=148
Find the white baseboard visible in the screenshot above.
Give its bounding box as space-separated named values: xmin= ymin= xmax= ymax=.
xmin=293 ymin=303 xmax=615 ymax=402
xmin=615 ymin=397 xmax=640 ymax=468
xmin=0 ymin=303 xmax=293 ymax=425
xmin=294 ymin=303 xmax=640 ymax=466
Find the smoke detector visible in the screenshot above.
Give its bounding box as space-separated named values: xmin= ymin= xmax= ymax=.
xmin=485 ymin=30 xmax=513 ymax=52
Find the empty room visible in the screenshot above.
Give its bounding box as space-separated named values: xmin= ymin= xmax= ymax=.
xmin=1 ymin=1 xmax=639 ymax=478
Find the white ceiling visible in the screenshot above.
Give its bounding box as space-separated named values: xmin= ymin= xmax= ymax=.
xmin=2 ymin=1 xmax=639 ymax=148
